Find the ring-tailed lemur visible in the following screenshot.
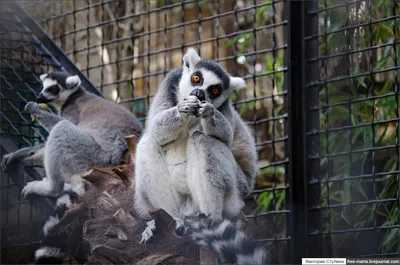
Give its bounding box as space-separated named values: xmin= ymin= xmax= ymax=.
xmin=134 ymin=49 xmax=266 ymax=264
xmin=134 ymin=48 xmax=258 ymax=221
xmin=1 ymin=71 xmax=142 ymax=198
xmin=135 ymin=48 xmax=257 ymax=221
xmin=1 ymin=71 xmax=142 ymax=264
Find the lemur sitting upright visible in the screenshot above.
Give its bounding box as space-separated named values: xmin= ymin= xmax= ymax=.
xmin=134 ymin=49 xmax=266 ymax=264
xmin=134 ymin=48 xmax=258 ymax=221
xmin=1 ymin=71 xmax=142 ymax=198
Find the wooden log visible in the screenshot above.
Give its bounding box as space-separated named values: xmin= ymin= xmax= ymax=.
xmin=82 ymin=168 xmax=123 ymax=190
xmin=200 ymin=248 xmax=220 ymax=265
xmin=149 ymin=209 xmax=181 ymax=240
xmin=125 ymin=134 xmax=138 ymax=167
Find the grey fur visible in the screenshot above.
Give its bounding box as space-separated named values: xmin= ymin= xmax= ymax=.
xmin=134 ymin=48 xmax=258 ymax=221
xmin=1 ymin=71 xmax=142 ymax=198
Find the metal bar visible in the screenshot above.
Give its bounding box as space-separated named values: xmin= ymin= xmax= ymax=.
xmin=287 ymin=0 xmax=322 ymax=262
xmin=6 ymin=1 xmax=103 ymax=98
xmin=303 ymin=0 xmax=323 ymax=259
xmin=286 ymin=0 xmax=308 ymax=263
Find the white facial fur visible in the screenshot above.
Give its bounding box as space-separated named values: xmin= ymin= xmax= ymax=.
xmin=178 ymin=69 xmax=220 ymax=99
xmin=40 ymin=75 xmax=81 ymax=104
xmin=178 ymin=48 xmax=247 ymax=108
xmin=41 ymin=78 xmax=59 ymax=101
xmin=40 ymin=73 xmax=48 ymax=81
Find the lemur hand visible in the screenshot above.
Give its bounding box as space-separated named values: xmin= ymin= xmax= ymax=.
xmin=198 ymin=101 xmax=215 ymax=118
xmin=1 ymin=153 xmax=16 ymax=172
xmin=177 ymin=96 xmax=201 ymax=116
xmin=24 ymin=102 xmax=41 ymax=114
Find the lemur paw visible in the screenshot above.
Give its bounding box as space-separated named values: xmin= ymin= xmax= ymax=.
xmin=198 ymin=102 xmax=214 ymax=118
xmin=24 ymin=101 xmax=41 ymax=114
xmin=140 ymin=219 xmax=156 ymax=244
xmin=177 ymin=97 xmax=200 ymax=116
xmin=1 ymin=153 xmax=15 ymax=172
xmin=21 ymin=180 xmax=41 ymax=198
xmin=174 ymin=217 xmax=185 ymax=236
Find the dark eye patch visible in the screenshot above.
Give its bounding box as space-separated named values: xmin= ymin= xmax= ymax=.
xmin=207 ymin=84 xmax=223 ymax=99
xmin=46 ymin=85 xmax=60 ymax=95
xmin=191 ymin=71 xmax=203 ymax=86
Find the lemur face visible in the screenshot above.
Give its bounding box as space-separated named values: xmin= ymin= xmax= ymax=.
xmin=37 ymin=72 xmax=81 ymax=104
xmin=179 ymin=48 xmax=246 ymax=108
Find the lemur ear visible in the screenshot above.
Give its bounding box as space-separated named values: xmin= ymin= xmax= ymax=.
xmin=65 ymin=75 xmax=81 ymax=89
xmin=229 ymin=76 xmax=246 ymax=90
xmin=39 ymin=73 xmax=48 ymax=82
xmin=182 ymin=48 xmax=201 ymax=70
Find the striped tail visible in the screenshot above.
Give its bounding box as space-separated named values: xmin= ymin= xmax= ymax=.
xmin=177 ymin=214 xmax=270 ymax=265
xmin=33 ymin=191 xmax=79 ymax=264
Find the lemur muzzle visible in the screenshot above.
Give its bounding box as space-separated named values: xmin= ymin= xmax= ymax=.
xmin=190 ymin=89 xmax=205 ymax=102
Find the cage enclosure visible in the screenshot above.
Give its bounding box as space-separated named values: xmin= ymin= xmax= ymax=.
xmin=1 ymin=0 xmax=399 ymax=264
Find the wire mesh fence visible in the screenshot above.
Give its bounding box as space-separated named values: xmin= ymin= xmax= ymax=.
xmin=17 ymin=0 xmax=291 ymax=263
xmin=0 ymin=2 xmax=61 ymax=263
xmin=303 ymin=0 xmax=400 ymax=259
xmin=0 ymin=0 xmax=399 ymax=264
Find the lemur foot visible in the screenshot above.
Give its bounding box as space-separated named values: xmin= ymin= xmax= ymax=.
xmin=174 ymin=217 xmax=185 ymax=235
xmin=21 ymin=179 xmax=60 ymax=198
xmin=140 ymin=219 xmax=156 ymax=243
xmin=140 ymin=217 xmax=186 ymax=243
xmin=21 ymin=180 xmax=43 ymax=198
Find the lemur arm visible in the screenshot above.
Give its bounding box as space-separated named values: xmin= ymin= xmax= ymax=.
xmin=1 ymin=143 xmax=45 ymax=171
xmin=150 ymin=105 xmax=195 ymax=146
xmin=25 ymin=102 xmax=63 ymax=132
xmin=200 ymin=105 xmax=233 ymax=147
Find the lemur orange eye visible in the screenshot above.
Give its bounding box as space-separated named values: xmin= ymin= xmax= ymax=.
xmin=192 ymin=75 xmax=201 ymax=83
xmin=212 ymin=88 xmax=220 ymax=95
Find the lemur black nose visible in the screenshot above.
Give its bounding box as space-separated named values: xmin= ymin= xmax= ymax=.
xmin=36 ymin=93 xmax=48 ymax=103
xmin=190 ymin=89 xmax=205 ymax=102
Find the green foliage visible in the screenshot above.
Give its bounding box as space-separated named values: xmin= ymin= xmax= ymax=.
xmin=228 ymin=0 xmax=399 ymax=254
xmin=225 ymin=0 xmax=288 ymax=240
xmin=318 ymin=0 xmax=399 ymax=255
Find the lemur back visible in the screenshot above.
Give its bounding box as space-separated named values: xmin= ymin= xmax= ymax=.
xmin=1 ymin=71 xmax=142 ymax=199
xmin=134 ymin=48 xmax=258 ymax=221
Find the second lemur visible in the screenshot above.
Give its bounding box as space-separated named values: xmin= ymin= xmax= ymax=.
xmin=134 ymin=48 xmax=258 ymax=221
xmin=1 ymin=71 xmax=142 ymax=198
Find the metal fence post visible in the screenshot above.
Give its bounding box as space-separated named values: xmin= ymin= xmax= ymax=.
xmin=287 ymin=0 xmax=321 ymax=263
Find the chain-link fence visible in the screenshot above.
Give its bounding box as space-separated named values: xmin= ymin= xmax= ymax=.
xmin=0 ymin=0 xmax=399 ymax=264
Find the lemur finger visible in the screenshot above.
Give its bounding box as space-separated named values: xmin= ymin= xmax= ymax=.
xmin=178 ymin=103 xmax=200 ymax=114
xmin=1 ymin=154 xmax=13 ymax=172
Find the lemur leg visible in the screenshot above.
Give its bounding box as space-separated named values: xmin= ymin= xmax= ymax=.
xmin=21 ymin=120 xmax=106 ymax=198
xmin=25 ymin=102 xmax=63 ymax=132
xmin=186 ymin=131 xmax=243 ymax=220
xmin=135 ymin=137 xmax=187 ymax=218
xmin=1 ymin=143 xmax=45 ymax=171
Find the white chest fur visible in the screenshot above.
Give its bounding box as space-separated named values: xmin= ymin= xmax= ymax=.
xmin=162 ymin=119 xmax=200 ymax=194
